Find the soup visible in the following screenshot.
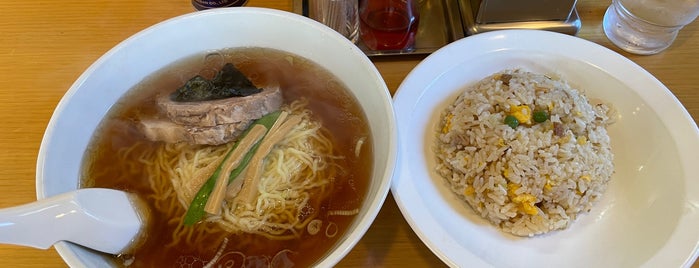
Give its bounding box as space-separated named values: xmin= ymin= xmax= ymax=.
xmin=81 ymin=47 xmax=373 ymax=267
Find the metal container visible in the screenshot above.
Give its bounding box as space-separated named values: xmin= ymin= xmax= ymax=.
xmin=458 ymin=0 xmax=581 ymax=35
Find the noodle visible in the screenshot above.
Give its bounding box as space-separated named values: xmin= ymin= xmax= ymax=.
xmin=202 ymin=237 xmax=228 ymax=268
xmin=165 ymin=99 xmax=342 ymax=240
xmin=109 ymin=141 xmax=230 ymax=251
xmin=327 ymin=209 xmax=360 ymax=216
xmin=80 ymin=47 xmax=372 ymax=267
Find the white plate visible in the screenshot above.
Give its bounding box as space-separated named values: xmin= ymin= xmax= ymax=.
xmin=392 ymin=30 xmax=699 ymax=267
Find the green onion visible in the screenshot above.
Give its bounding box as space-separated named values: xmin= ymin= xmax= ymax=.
xmin=504 ymin=115 xmax=519 ymax=129
xmin=182 ymin=111 xmax=281 ymax=226
xmin=533 ymin=110 xmax=550 ymax=123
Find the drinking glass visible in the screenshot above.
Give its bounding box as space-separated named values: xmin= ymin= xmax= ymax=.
xmin=603 ymin=0 xmax=699 ymax=55
xmin=359 ymin=0 xmax=420 ymax=51
xmin=309 ymin=0 xmax=359 ymax=43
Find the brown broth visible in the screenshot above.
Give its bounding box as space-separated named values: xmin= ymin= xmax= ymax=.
xmin=81 ymin=48 xmax=373 ymax=267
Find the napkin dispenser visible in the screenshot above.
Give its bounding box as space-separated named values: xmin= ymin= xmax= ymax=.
xmin=458 ymin=0 xmax=581 ymax=35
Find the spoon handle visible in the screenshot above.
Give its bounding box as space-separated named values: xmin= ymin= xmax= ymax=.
xmin=0 ymin=188 xmax=143 ymax=254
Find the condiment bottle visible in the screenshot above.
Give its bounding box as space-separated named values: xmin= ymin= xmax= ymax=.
xmin=359 ymin=0 xmax=420 ymax=51
xmin=192 ymin=0 xmax=248 ymax=10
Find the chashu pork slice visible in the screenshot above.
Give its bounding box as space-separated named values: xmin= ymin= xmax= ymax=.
xmin=139 ymin=118 xmax=250 ymax=145
xmin=158 ymin=85 xmax=283 ymax=127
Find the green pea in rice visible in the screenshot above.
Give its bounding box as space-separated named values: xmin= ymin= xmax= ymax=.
xmin=435 ymin=69 xmax=615 ymax=236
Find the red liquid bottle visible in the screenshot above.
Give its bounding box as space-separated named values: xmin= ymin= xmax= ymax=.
xmin=359 ymin=0 xmax=420 ymax=51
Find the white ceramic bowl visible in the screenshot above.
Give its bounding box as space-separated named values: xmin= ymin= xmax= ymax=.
xmin=392 ymin=30 xmax=699 ymax=267
xmin=36 ymin=8 xmax=397 ymax=267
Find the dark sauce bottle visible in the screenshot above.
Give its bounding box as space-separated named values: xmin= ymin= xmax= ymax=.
xmin=191 ymin=0 xmax=248 ymax=10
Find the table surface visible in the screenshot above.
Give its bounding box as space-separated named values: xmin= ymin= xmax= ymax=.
xmin=0 ymin=0 xmax=697 ymax=267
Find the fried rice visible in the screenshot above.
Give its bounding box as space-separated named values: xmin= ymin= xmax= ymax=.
xmin=435 ymin=69 xmax=615 ymax=236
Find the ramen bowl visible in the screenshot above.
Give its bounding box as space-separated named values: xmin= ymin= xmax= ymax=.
xmin=36 ymin=8 xmax=397 ymax=267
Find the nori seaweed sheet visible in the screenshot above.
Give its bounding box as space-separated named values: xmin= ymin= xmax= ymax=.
xmin=171 ymin=63 xmax=262 ymax=102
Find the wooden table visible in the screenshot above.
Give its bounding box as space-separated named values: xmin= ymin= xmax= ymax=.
xmin=0 ymin=0 xmax=697 ymax=267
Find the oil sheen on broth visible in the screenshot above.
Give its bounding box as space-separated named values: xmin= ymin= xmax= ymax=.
xmin=81 ymin=47 xmax=373 ymax=267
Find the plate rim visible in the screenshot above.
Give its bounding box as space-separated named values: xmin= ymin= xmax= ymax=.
xmin=391 ymin=29 xmax=699 ymax=267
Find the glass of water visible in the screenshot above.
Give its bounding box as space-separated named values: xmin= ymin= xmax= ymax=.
xmin=309 ymin=0 xmax=359 ymax=43
xmin=603 ymin=0 xmax=699 ymax=55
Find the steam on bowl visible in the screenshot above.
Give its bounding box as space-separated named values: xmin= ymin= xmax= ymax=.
xmin=37 ymin=7 xmax=397 ymax=267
